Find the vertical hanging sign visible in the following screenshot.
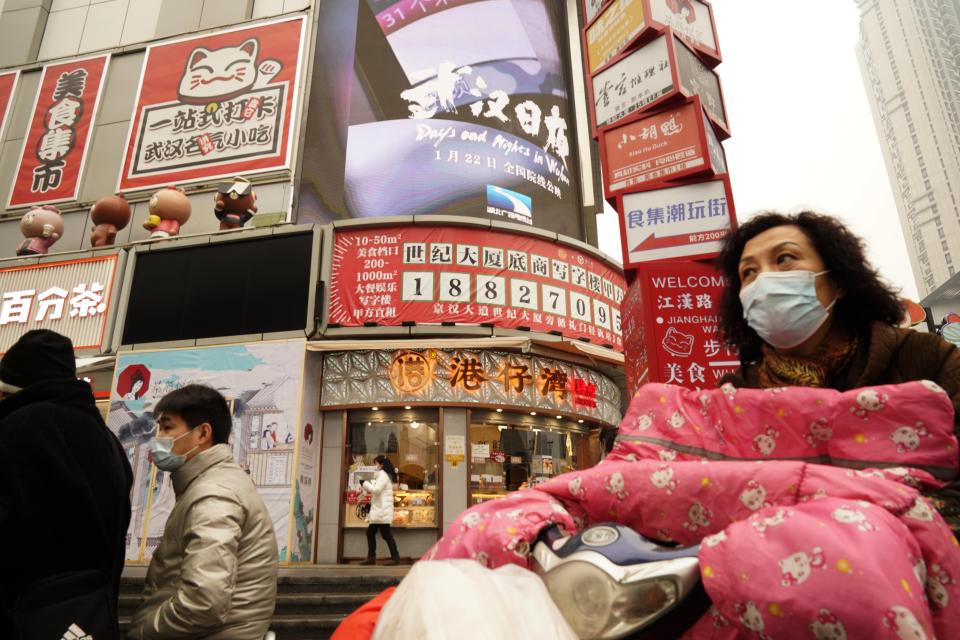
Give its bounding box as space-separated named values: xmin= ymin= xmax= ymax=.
xmin=0 ymin=71 xmax=20 ymax=143
xmin=7 ymin=55 xmax=109 ymax=209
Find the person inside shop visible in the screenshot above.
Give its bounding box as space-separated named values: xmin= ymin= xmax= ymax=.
xmin=716 ymin=210 xmax=960 ymax=527
xmin=361 ymin=455 xmax=401 ymax=565
xmin=128 ymin=385 xmax=278 ymax=640
xmin=0 ymin=330 xmax=132 ymax=638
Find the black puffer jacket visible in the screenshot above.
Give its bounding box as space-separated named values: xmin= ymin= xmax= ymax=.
xmin=0 ymin=379 xmax=132 ymax=633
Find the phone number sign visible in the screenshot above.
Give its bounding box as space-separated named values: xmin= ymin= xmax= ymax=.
xmin=328 ymin=225 xmax=626 ymax=351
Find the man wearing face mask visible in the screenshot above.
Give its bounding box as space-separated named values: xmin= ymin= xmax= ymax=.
xmin=717 ymin=211 xmax=960 ymax=528
xmin=0 ymin=330 xmax=132 ymax=637
xmin=128 ymin=384 xmax=278 ymax=639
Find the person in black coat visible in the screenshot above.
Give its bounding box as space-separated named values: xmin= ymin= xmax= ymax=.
xmin=0 ymin=330 xmax=133 ymax=635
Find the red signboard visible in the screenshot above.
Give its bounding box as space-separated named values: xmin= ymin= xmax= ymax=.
xmin=117 ymin=16 xmax=307 ymax=192
xmin=599 ymin=96 xmax=725 ymax=196
xmin=623 ymin=260 xmax=738 ymax=392
xmin=7 ymin=56 xmax=108 ymax=209
xmin=0 ymin=71 xmax=19 ymax=142
xmin=329 ymin=225 xmax=627 ymax=351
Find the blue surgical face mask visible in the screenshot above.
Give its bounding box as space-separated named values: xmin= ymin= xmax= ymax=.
xmin=150 ymin=429 xmax=198 ymax=472
xmin=739 ymin=270 xmax=837 ymax=349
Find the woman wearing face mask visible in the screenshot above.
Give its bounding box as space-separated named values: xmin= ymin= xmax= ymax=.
xmin=361 ymin=455 xmax=401 ymax=565
xmin=717 ymin=211 xmax=960 ymax=524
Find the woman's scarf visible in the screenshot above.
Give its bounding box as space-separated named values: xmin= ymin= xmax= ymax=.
xmin=757 ymin=327 xmax=859 ymax=388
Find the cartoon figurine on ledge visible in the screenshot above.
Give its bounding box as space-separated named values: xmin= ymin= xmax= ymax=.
xmin=214 ymin=177 xmax=257 ymax=230
xmin=143 ymin=185 xmax=191 ymax=239
xmin=17 ymin=205 xmax=63 ymax=256
xmin=89 ymin=193 xmax=131 ymax=247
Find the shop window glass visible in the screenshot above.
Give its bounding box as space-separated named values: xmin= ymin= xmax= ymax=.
xmin=344 ymin=410 xmax=439 ymax=528
xmin=469 ymin=413 xmax=593 ymax=506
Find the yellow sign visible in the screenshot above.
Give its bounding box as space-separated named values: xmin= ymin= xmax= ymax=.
xmin=586 ymin=0 xmax=647 ymax=74
xmin=389 ymin=350 xmax=436 ymax=394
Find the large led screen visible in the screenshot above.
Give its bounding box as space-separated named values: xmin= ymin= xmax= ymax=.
xmin=299 ymin=0 xmax=585 ymax=238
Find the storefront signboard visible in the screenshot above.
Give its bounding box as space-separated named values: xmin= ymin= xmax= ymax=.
xmin=586 ymin=0 xmax=647 ymax=74
xmin=0 ymin=71 xmax=19 ymax=142
xmin=117 ymin=16 xmax=307 ymax=192
xmin=590 ymin=34 xmax=673 ymax=131
xmin=617 ymin=174 xmax=735 ymax=266
xmin=623 ymin=260 xmax=738 ymax=392
xmin=0 ymin=254 xmax=120 ymax=353
xmin=589 ymin=33 xmax=727 ymax=137
xmin=673 ymin=34 xmax=727 ymax=136
xmin=328 ymin=225 xmax=626 ymax=351
xmin=647 ymin=0 xmax=720 ymax=65
xmin=320 ymin=349 xmax=623 ymax=426
xmin=600 ymin=96 xmax=725 ymax=195
xmin=622 ymin=277 xmax=648 ymax=396
xmin=7 ymin=56 xmax=109 ymax=208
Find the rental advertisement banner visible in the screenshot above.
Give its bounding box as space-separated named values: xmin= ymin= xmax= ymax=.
xmin=328 ymin=225 xmax=627 ymax=351
xmin=117 ymin=16 xmax=306 ymax=192
xmin=0 ymin=71 xmax=19 ymax=141
xmin=7 ymin=56 xmax=108 ymax=209
xmin=618 ymin=174 xmax=735 ymax=266
xmin=586 ymin=0 xmax=647 ymax=74
xmin=600 ymin=96 xmax=725 ymax=195
xmin=0 ymin=254 xmax=119 ymax=353
xmin=625 ymin=260 xmax=739 ymax=390
xmin=648 ymin=0 xmax=720 ymax=63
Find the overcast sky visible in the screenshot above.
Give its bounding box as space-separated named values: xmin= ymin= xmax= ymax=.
xmin=595 ymin=0 xmax=921 ymax=301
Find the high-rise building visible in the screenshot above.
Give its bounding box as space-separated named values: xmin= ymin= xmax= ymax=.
xmin=855 ymin=0 xmax=960 ymax=296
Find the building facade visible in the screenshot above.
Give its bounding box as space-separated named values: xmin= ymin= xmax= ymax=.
xmin=0 ymin=0 xmax=622 ymax=565
xmin=855 ymin=0 xmax=960 ymax=296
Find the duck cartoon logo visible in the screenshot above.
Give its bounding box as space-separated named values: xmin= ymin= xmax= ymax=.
xmin=117 ymin=364 xmax=151 ymax=400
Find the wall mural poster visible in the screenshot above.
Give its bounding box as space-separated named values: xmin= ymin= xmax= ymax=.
xmin=7 ymin=56 xmax=108 ymax=209
xmin=107 ymin=340 xmax=306 ymax=562
xmin=117 ymin=16 xmax=307 ymax=192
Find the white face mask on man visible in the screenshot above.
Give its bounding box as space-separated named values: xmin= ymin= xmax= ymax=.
xmin=150 ymin=429 xmax=198 ymax=472
xmin=739 ymin=270 xmax=837 ymax=349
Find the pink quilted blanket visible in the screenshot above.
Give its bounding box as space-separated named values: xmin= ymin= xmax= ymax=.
xmin=425 ymin=381 xmax=960 ymax=639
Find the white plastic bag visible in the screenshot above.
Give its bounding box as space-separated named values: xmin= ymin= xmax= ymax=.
xmin=372 ymin=559 xmax=577 ymax=640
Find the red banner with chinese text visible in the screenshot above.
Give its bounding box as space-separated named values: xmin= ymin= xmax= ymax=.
xmin=117 ymin=16 xmax=306 ymax=192
xmin=7 ymin=56 xmax=108 ymax=209
xmin=0 ymin=71 xmax=19 ymax=141
xmin=600 ymin=97 xmax=724 ymax=196
xmin=623 ymin=260 xmax=738 ymax=392
xmin=329 ymin=225 xmax=627 ymax=351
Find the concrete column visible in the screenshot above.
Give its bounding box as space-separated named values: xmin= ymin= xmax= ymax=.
xmin=315 ymin=409 xmax=343 ymax=564
xmin=441 ymin=407 xmax=468 ymax=533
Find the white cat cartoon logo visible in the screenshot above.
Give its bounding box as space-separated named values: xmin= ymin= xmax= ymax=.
xmin=177 ymin=38 xmax=282 ymax=106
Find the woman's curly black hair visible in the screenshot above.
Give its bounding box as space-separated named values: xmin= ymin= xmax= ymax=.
xmin=717 ymin=211 xmax=904 ymax=364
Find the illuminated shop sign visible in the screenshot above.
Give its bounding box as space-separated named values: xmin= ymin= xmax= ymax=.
xmin=321 ymin=349 xmax=622 ymax=426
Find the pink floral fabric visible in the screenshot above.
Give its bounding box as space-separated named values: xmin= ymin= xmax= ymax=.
xmin=425 ymin=381 xmax=960 ymax=639
xmin=609 ymin=380 xmax=958 ymax=485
